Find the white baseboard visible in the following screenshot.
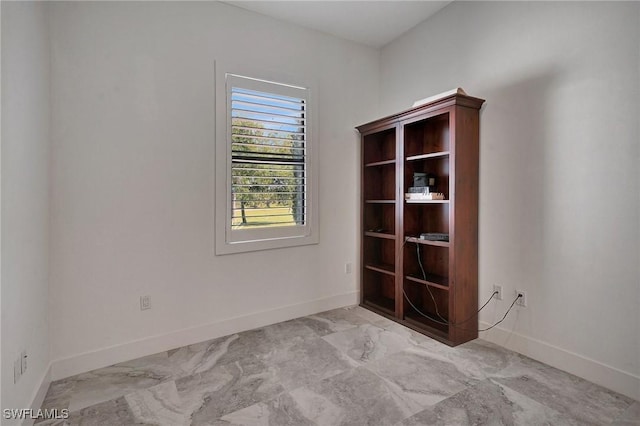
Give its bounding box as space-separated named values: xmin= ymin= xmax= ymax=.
xmin=50 ymin=291 xmax=359 ymax=381
xmin=22 ymin=362 xmax=52 ymax=426
xmin=479 ymin=321 xmax=640 ymax=401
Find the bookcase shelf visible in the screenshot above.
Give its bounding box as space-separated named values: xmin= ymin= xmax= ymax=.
xmin=404 ymin=314 xmax=449 ymax=338
xmin=365 ymin=200 xmax=396 ymax=204
xmin=406 ymin=274 xmax=449 ymax=290
xmin=357 ymin=92 xmax=484 ymax=346
xmin=364 ymin=263 xmax=395 ymax=276
xmin=364 ymin=231 xmax=396 ymax=240
xmin=365 ymin=159 xmax=396 ymax=168
xmin=405 ymin=200 xmax=449 ymax=204
xmin=405 ymin=237 xmax=450 ymax=248
xmin=363 ymin=297 xmax=395 ymax=317
xmin=406 ymin=151 xmax=450 ymax=162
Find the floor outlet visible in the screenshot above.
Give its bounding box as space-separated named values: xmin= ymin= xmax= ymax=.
xmin=493 ymin=285 xmax=503 ymax=300
xmin=516 ymin=290 xmax=527 ymax=307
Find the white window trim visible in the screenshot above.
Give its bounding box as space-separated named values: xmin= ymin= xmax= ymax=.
xmin=215 ymin=62 xmax=319 ymax=255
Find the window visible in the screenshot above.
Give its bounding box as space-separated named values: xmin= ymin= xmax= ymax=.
xmin=215 ymin=72 xmax=318 ymax=254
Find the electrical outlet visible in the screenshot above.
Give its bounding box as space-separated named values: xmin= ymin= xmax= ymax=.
xmin=493 ymin=285 xmax=503 ymax=300
xmin=345 ymin=263 xmax=353 ymax=274
xmin=515 ymin=290 xmax=527 ymax=307
xmin=21 ymin=350 xmax=27 ymax=374
xmin=140 ymin=295 xmax=151 ymax=311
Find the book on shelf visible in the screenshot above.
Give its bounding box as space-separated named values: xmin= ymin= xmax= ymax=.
xmin=405 ymin=192 xmax=445 ymax=201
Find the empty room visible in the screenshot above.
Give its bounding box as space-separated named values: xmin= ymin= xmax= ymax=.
xmin=1 ymin=1 xmax=639 ymax=425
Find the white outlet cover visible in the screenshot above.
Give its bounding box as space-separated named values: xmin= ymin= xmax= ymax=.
xmin=516 ymin=290 xmax=527 ymax=307
xmin=493 ymin=285 xmax=503 ymax=300
xmin=140 ymin=296 xmax=151 ymax=310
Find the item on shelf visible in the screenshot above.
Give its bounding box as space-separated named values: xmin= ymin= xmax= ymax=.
xmin=412 ymin=87 xmax=467 ymax=107
xmin=404 ymin=192 xmax=445 ymax=201
xmin=408 ymin=186 xmax=430 ymax=194
xmin=412 ymin=173 xmax=436 ymax=192
xmin=426 ymin=173 xmax=436 ymax=187
xmin=419 ymin=233 xmax=449 ymax=242
xmin=413 ymin=172 xmax=427 ymax=187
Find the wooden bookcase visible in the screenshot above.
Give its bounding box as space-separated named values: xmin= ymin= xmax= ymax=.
xmin=357 ymin=93 xmax=485 ymax=346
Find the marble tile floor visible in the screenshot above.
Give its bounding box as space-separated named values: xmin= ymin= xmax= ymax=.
xmin=38 ymin=306 xmax=638 ymax=426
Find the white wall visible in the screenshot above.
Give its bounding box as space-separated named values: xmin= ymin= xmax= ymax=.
xmin=48 ymin=1 xmax=378 ymax=374
xmin=380 ymin=1 xmax=640 ymax=398
xmin=1 ymin=1 xmax=51 ymax=420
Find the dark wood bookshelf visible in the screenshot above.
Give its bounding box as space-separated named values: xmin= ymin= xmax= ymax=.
xmin=357 ymin=92 xmax=484 ymax=346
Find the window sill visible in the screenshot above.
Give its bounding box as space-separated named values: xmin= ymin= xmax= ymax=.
xmin=215 ymin=233 xmax=319 ymax=255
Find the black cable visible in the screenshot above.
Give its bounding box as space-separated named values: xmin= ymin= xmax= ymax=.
xmin=475 ymin=294 xmax=521 ymax=332
xmin=416 ymin=243 xmax=448 ymax=323
xmin=404 ymin=289 xmax=521 ymax=332
xmin=414 ymin=242 xmax=501 ymax=327
xmin=453 ymin=288 xmax=500 ymax=326
xmin=396 ymin=237 xmax=519 ymax=332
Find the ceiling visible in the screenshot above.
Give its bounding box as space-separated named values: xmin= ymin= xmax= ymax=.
xmin=223 ymin=1 xmax=452 ymax=48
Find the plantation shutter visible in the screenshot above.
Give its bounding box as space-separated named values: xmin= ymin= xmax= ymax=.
xmin=229 ymin=76 xmax=307 ymax=229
